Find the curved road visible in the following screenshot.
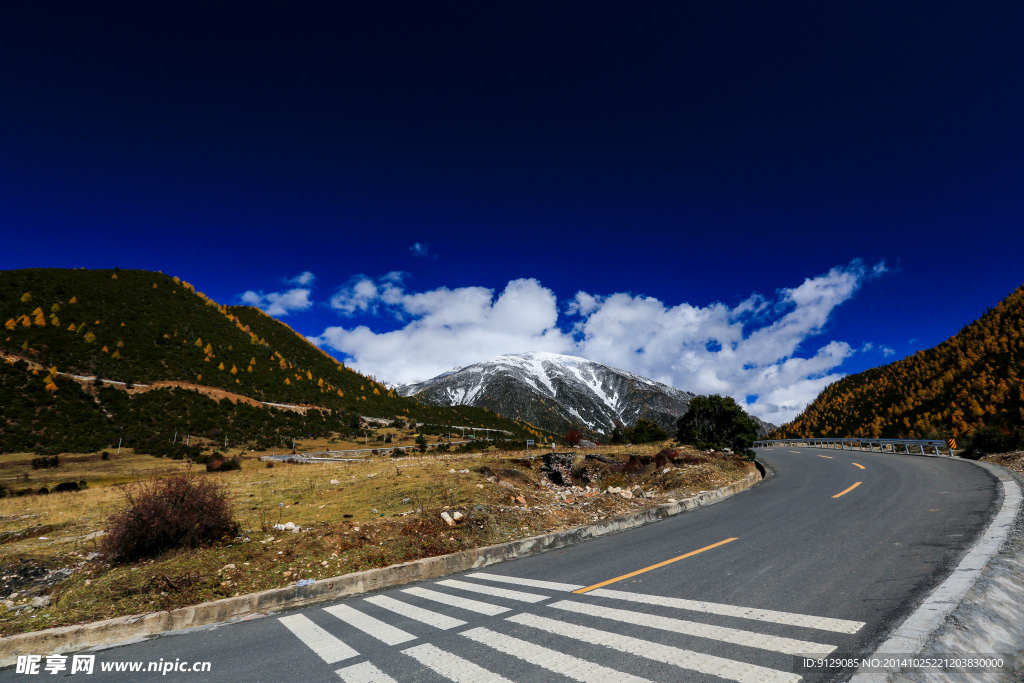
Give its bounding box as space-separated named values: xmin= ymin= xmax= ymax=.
xmin=3 ymin=447 xmax=999 ymax=682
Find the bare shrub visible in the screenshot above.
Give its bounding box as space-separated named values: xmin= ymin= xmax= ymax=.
xmin=102 ymin=476 xmax=238 ymax=564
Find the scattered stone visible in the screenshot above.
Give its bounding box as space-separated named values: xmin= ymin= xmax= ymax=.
xmin=30 ymin=596 xmax=49 ymax=609
xmin=457 ymin=469 xmax=470 ymax=474
xmin=452 ymin=511 xmax=464 ymax=521
xmin=449 ymin=469 xmax=456 ymax=473
xmin=667 ymin=498 xmax=677 ymax=503
xmin=516 ymin=495 xmax=527 ymax=506
xmin=476 ymin=484 xmax=484 ymax=488
xmin=330 ymin=479 xmax=340 ymax=485
xmin=221 ymin=564 xmax=236 ymax=572
xmin=619 ymin=489 xmax=633 ymax=499
xmin=366 ymin=473 xmax=377 ymax=479
xmin=295 ymin=578 xmax=315 ymax=587
xmin=273 ymin=522 xmax=301 ymax=532
xmin=440 ymin=511 xmax=455 ymax=527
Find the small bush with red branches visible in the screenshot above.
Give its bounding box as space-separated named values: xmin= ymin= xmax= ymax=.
xmin=564 ymin=429 xmax=583 ymax=447
xmin=102 ymin=475 xmax=238 ymax=564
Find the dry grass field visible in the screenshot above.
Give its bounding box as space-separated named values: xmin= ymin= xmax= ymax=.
xmin=0 ymin=438 xmax=754 ymax=637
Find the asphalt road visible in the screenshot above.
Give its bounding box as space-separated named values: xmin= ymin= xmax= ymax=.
xmin=3 ymin=447 xmax=1000 ymax=682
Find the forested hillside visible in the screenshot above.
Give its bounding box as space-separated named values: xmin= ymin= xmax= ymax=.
xmin=0 ymin=268 xmax=547 ymax=453
xmin=774 ymin=283 xmax=1024 ymax=440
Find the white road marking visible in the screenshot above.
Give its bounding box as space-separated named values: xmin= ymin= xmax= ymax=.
xmin=278 ymin=614 xmax=358 ymax=664
xmin=460 ymin=626 xmax=654 ymax=683
xmin=402 ymin=643 xmax=515 ymax=683
xmin=323 ymin=604 xmax=416 ymax=646
xmin=509 ymin=612 xmax=800 ymax=683
xmin=436 ymin=579 xmax=549 ymax=603
xmin=550 ymin=600 xmax=836 ymax=656
xmin=402 ymin=587 xmax=510 ymax=615
xmin=364 ymin=594 xmax=467 ymax=630
xmin=466 ymin=572 xmax=584 ymax=592
xmin=589 ymin=588 xmax=865 ymax=634
xmin=335 ymin=661 xmax=398 ymax=683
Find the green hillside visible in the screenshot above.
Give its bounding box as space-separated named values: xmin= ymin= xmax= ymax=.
xmin=774 ymin=283 xmax=1024 ymax=441
xmin=0 ymin=268 xmax=549 ymax=453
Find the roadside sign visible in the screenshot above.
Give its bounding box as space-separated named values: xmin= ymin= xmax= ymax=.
xmin=946 ymin=438 xmax=957 ymax=449
xmin=526 ymin=440 xmax=534 ymax=447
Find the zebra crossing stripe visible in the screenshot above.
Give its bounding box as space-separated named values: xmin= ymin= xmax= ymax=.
xmin=323 ymin=604 xmax=417 ymax=646
xmin=466 ymin=572 xmax=584 ymax=592
xmin=401 ymin=643 xmax=515 ymax=683
xmin=436 ymin=579 xmax=549 ymax=603
xmin=402 ymin=587 xmax=510 ymax=615
xmin=364 ymin=595 xmax=467 ymax=630
xmin=550 ymin=600 xmax=836 ymax=656
xmin=335 ymin=661 xmax=398 ymax=683
xmin=588 ymin=588 xmax=865 ymax=634
xmin=508 ymin=612 xmax=801 ymax=683
xmin=278 ymin=614 xmax=358 ymax=664
xmin=460 ymin=626 xmax=654 ymax=683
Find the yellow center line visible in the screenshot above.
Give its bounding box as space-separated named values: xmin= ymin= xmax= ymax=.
xmin=852 ymin=462 xmax=865 ymax=470
xmin=832 ymin=482 xmax=862 ymax=498
xmin=817 ymin=454 xmax=833 ymax=459
xmin=573 ymin=538 xmax=738 ymax=594
xmin=788 ymin=450 xmax=801 ymax=453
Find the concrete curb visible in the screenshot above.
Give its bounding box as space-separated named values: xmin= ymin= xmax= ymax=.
xmin=850 ymin=459 xmax=1024 ymax=681
xmin=0 ymin=467 xmax=762 ymax=666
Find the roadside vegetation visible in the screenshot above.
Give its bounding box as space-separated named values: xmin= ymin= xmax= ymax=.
xmin=0 ymin=438 xmax=753 ymax=637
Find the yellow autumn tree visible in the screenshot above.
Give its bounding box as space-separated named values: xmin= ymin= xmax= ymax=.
xmin=84 ymin=332 xmax=96 ymax=343
xmin=195 ymin=338 xmax=203 ymax=347
xmin=230 ymin=364 xmax=238 ymax=374
xmin=218 ymin=362 xmax=225 ymax=371
xmin=69 ymin=296 xmax=77 ymax=304
xmin=111 ymin=350 xmax=121 ymax=360
xmin=50 ymin=303 xmax=60 ymax=313
xmin=20 ymin=293 xmax=31 ymax=303
xmin=32 ymin=308 xmax=46 ymax=326
xmin=4 ymin=319 xmax=14 ymax=331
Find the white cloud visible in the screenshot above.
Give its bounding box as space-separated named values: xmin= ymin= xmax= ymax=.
xmin=287 ymin=271 xmax=315 ymax=286
xmin=881 ymin=346 xmax=896 ymax=357
xmin=409 ymin=242 xmax=431 ymax=258
xmin=239 ymin=272 xmax=315 ymax=316
xmin=313 ymin=261 xmax=883 ymax=425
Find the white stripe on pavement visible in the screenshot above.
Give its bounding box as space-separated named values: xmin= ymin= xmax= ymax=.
xmin=364 ymin=595 xmax=467 ymax=630
xmin=401 ymin=643 xmax=515 ymax=683
xmin=550 ymin=600 xmax=836 ymax=656
xmin=466 ymin=572 xmax=584 ymax=592
xmin=460 ymin=627 xmax=654 ymax=683
xmin=323 ymin=604 xmax=416 ymax=646
xmin=335 ymin=661 xmax=398 ymax=683
xmin=589 ymin=588 xmax=865 ymax=634
xmin=402 ymin=587 xmax=510 ymax=615
xmin=436 ymin=579 xmax=549 ymax=603
xmin=508 ymin=612 xmax=800 ymax=683
xmin=278 ymin=614 xmax=358 ymax=664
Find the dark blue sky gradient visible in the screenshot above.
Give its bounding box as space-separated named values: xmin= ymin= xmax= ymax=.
xmin=2 ymin=2 xmax=1022 ymax=378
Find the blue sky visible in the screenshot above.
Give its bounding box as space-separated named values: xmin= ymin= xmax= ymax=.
xmin=2 ymin=2 xmax=1022 ymax=423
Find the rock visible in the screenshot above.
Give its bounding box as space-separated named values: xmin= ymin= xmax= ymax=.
xmin=330 ymin=479 xmax=340 ymax=485
xmin=366 ymin=473 xmax=377 ymax=479
xmin=516 ymin=495 xmax=527 ymax=506
xmin=667 ymin=498 xmax=677 ymax=503
xmin=452 ymin=511 xmax=464 ymax=521
xmin=449 ymin=469 xmax=456 ymax=473
xmin=440 ymin=511 xmax=455 ymax=527
xmin=221 ymin=564 xmax=236 ymax=572
xmin=3 ymin=600 xmax=14 ymax=609
xmin=30 ymin=596 xmax=49 ymax=608
xmin=606 ymin=486 xmax=621 ymax=494
xmin=619 ymin=490 xmax=633 ymax=499
xmin=579 ymin=440 xmax=597 ymax=448
xmin=540 ymin=452 xmax=577 ymax=486
xmin=458 ymin=469 xmax=470 ymax=474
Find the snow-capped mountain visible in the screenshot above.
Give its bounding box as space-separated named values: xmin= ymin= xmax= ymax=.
xmin=397 ymin=352 xmax=699 ymax=436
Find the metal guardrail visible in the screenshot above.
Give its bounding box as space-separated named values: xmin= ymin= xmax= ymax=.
xmin=754 ymin=437 xmax=955 ymax=457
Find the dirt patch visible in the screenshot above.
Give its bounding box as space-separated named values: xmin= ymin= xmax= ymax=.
xmin=982 ymin=450 xmax=1024 ymax=473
